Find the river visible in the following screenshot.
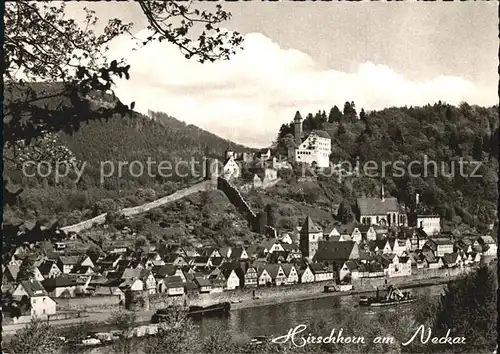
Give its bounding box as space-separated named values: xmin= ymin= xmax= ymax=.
xmin=85 ymin=284 xmax=445 ymax=353
xmin=195 ymin=284 xmax=445 ymax=343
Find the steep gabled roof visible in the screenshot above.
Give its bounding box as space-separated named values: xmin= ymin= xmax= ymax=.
xmin=58 ymin=255 xmax=82 ymax=265
xmin=357 ymin=197 xmax=399 ymax=215
xmin=18 ymin=279 xmax=48 ymax=297
xmin=152 ymin=265 xmax=177 ymax=278
xmin=314 ymin=241 xmax=357 ymax=262
xmin=300 ymin=216 xmax=323 ymax=234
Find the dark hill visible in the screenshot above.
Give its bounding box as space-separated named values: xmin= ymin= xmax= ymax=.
xmin=3 ymin=82 xmax=249 ymax=228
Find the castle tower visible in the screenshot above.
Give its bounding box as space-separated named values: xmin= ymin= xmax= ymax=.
xmin=293 ymin=111 xmax=303 ymax=146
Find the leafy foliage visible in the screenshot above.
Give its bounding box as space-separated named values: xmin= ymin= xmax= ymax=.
xmin=434 ymin=265 xmax=497 ymax=352
xmin=6 ymin=318 xmax=64 ymax=354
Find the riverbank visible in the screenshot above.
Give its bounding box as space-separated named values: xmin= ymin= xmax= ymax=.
xmin=230 ymin=275 xmax=452 ymax=310
xmin=2 ymin=274 xmax=457 ymax=339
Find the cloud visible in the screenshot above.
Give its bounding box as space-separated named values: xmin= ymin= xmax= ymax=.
xmin=108 ymin=30 xmax=496 ymax=148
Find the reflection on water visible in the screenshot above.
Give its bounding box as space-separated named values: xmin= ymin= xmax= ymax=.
xmin=196 ymin=285 xmax=444 ymax=343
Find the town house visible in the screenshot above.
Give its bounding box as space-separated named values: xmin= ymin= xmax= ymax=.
xmin=309 ymin=264 xmax=335 ymax=282
xmin=42 ymin=276 xmax=78 ymax=297
xmin=164 ymin=276 xmax=185 ymax=296
xmin=208 ymin=271 xmax=227 ymax=293
xmin=37 ymin=261 xmax=62 ymax=279
xmin=281 ymin=264 xmax=299 ymax=284
xmin=313 ymin=241 xmax=360 ymax=267
xmin=424 ymin=238 xmax=454 ymax=257
xmin=57 ymin=256 xmax=82 ymax=274
xmin=298 ymin=265 xmax=315 ymax=283
xmin=265 ymin=264 xmax=287 ymax=286
xmin=243 ymin=266 xmax=258 ymax=287
xmin=443 ymin=253 xmax=464 ymax=268
xmin=257 ymin=268 xmax=272 ymax=286
xmin=222 ymin=268 xmax=243 ymax=290
xmin=193 ymin=277 xmax=212 ymax=293
xmin=12 ymin=280 xmax=57 ymax=318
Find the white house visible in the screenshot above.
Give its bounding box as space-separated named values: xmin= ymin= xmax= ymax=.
xmin=13 ymin=280 xmax=57 ymax=318
xmin=119 ymin=278 xmax=144 ymax=292
xmin=281 ymin=264 xmax=299 ymax=285
xmin=417 ymin=215 xmax=441 ymax=236
xmin=280 ymin=233 xmax=293 ymax=245
xmin=223 ymin=269 xmax=242 ymax=290
xmin=309 ymin=264 xmax=335 ymax=282
xmin=222 ymin=155 xmax=240 ymax=180
xmin=385 ymin=255 xmax=412 ymax=277
xmin=164 ymin=276 xmax=185 ymax=296
xmin=299 ymin=265 xmax=315 ymax=283
xmin=257 ymin=268 xmax=272 ymax=286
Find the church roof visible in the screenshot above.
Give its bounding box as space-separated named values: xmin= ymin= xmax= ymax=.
xmin=357 ymin=197 xmax=399 ymax=215
xmin=300 ymin=216 xmax=323 ymax=234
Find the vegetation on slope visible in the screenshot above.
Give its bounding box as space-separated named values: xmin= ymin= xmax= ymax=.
xmin=275 ymin=101 xmax=499 ymax=232
xmin=4 ymin=85 xmax=249 ymax=228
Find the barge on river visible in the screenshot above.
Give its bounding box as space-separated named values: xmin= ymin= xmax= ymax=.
xmin=152 ymin=302 xmax=231 ymax=323
xmin=359 ymin=285 xmax=416 ymax=307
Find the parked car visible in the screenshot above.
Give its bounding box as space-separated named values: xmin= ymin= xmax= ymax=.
xmin=82 ymin=336 xmax=101 ymax=346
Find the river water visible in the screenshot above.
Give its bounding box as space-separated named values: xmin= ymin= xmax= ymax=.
xmin=87 ymin=284 xmax=445 ymax=353
xmin=195 ymin=284 xmax=445 ymax=343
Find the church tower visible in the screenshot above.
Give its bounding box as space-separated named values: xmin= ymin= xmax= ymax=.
xmin=299 ymin=216 xmax=323 ymax=260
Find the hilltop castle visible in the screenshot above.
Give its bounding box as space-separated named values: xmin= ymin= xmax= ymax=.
xmin=288 ymin=111 xmax=331 ymax=168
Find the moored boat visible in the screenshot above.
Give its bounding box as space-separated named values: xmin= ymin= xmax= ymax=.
xmin=152 ymin=302 xmax=231 ymax=323
xmin=359 ymin=285 xmax=416 ymax=307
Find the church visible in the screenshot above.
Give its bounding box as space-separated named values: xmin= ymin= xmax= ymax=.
xmin=356 ymin=184 xmax=407 ymax=227
xmin=288 ymin=112 xmax=331 ymax=168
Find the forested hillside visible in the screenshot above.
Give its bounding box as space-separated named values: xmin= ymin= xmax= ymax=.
xmin=275 ymin=101 xmax=499 ymax=232
xmin=3 ymin=84 xmax=248 ymax=228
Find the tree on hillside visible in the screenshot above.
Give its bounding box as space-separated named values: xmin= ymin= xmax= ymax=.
xmin=359 ymin=108 xmax=367 ymax=121
xmin=472 ymin=136 xmax=483 ymax=161
xmin=490 ymin=128 xmax=499 ymax=159
xmin=17 ymin=254 xmax=36 ymax=281
xmin=338 ymin=122 xmax=346 ymax=135
xmin=86 ymin=244 xmax=104 ymax=262
xmin=265 ymin=204 xmax=277 ymax=228
xmin=328 ymin=105 xmax=342 ymax=123
xmin=3 ymin=0 xmax=243 ymax=266
xmin=434 ymin=265 xmax=497 ymax=352
xmin=343 ymin=102 xmax=352 ymax=118
xmin=337 ymin=201 xmax=353 ymax=223
xmin=482 ymin=134 xmax=491 ymax=157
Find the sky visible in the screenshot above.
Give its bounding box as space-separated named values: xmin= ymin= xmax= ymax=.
xmin=65 ymin=1 xmax=498 ymax=148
